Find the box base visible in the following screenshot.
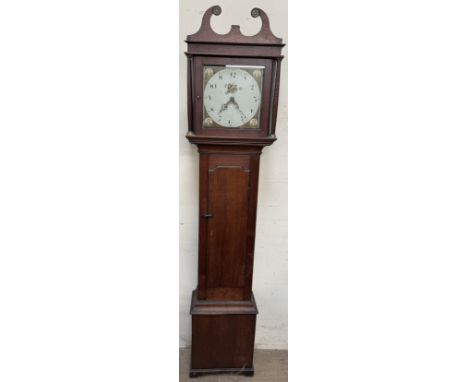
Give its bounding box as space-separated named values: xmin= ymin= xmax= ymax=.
xmin=190 ymin=290 xmax=258 ymax=375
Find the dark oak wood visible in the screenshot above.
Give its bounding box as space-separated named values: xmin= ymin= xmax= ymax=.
xmin=186 ymin=6 xmax=283 ymax=47
xmin=191 ymin=315 xmax=256 ymax=369
xmin=190 ymin=290 xmax=258 ymax=316
xmin=196 ymin=145 xmax=262 ymax=301
xmin=185 ymin=5 xmax=284 ymax=377
xmin=190 ymin=291 xmax=257 ymax=375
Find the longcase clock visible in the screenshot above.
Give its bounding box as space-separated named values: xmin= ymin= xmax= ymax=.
xmin=185 ymin=5 xmax=285 ymax=377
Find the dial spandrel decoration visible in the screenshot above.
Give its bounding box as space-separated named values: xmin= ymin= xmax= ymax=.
xmin=203 ymin=65 xmax=264 ymax=129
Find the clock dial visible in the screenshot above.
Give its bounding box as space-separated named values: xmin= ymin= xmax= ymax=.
xmin=203 ymin=66 xmax=263 ymax=128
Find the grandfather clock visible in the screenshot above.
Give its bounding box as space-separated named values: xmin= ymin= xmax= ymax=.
xmin=185 ymin=5 xmax=284 ymax=377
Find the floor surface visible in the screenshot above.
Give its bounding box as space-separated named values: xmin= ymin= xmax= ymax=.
xmin=179 ymin=348 xmax=288 ymax=382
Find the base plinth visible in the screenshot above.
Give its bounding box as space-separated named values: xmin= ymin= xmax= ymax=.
xmin=189 ymin=367 xmax=254 ymax=378
xmin=189 ymin=290 xmax=258 ymax=377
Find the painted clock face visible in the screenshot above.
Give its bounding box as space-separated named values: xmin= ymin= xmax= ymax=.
xmin=203 ymin=66 xmax=264 ymax=129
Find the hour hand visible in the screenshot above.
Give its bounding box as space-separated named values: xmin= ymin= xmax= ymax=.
xmin=219 ymin=97 xmax=234 ymax=113
xmin=219 ymin=102 xmax=229 ymax=113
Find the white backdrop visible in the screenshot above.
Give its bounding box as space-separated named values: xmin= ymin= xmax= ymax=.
xmin=179 ymin=0 xmax=288 ymax=349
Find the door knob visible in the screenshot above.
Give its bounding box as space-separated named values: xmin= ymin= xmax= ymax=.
xmin=201 ymin=213 xmax=213 ymax=218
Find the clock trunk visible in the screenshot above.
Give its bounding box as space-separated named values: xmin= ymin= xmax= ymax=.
xmin=196 ymin=145 xmax=261 ymax=302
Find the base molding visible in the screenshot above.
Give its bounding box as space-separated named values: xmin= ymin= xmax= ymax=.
xmin=189 ymin=366 xmax=254 ymax=378
xmin=190 ymin=290 xmax=258 ymax=315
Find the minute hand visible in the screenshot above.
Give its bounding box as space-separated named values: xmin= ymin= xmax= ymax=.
xmin=230 ymin=98 xmax=246 ymax=117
